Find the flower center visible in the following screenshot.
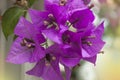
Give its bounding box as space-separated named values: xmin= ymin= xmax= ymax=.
xmin=59 ymin=0 xmax=67 ymax=6
xmin=45 ymin=54 xmax=51 ymax=62
xmin=45 ymin=54 xmax=56 ymax=62
xmin=45 ymin=53 xmax=56 ymax=66
xmin=44 ymin=14 xmax=58 ymax=29
xmin=62 ymin=34 xmax=71 ymax=44
xmin=20 ymin=38 xmax=35 ymax=48
xmin=82 ymin=35 xmax=96 ymax=46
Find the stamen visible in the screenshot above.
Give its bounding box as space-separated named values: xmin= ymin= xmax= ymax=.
xmin=20 ymin=39 xmax=27 ymax=46
xmin=88 ymin=4 xmax=94 ymax=9
xmin=20 ymin=41 xmax=25 ymax=46
xmin=52 ymin=56 xmax=56 ymax=60
xmin=26 ymin=44 xmax=35 ymax=48
xmin=45 ymin=62 xmax=51 ymax=66
xmin=47 ymin=24 xmax=54 ymax=29
xmin=20 ymin=38 xmax=35 ymax=48
xmin=24 ymin=38 xmax=34 ymax=43
xmin=27 ymin=44 xmax=32 ymax=47
xmin=66 ymin=21 xmax=71 ymax=27
xmin=48 ymin=14 xmax=54 ymax=18
xmin=45 ymin=21 xmax=58 ymax=29
xmin=87 ymin=41 xmax=92 ymax=46
xmin=82 ymin=41 xmax=92 ymax=46
xmin=23 ymin=39 xmax=27 ymax=44
xmin=48 ymin=14 xmax=55 ymax=21
xmin=44 ymin=20 xmax=49 ymax=26
xmin=44 ymin=14 xmax=58 ymax=29
xmin=87 ymin=35 xmax=96 ymax=39
xmin=52 ymin=22 xmax=59 ymax=30
xmin=59 ymin=0 xmax=67 ymax=6
xmin=98 ymin=51 xmax=104 ymax=54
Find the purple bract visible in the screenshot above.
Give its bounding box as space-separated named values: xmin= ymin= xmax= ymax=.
xmin=6 ymin=0 xmax=105 ymax=80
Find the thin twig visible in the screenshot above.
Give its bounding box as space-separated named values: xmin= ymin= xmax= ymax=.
xmin=0 ymin=15 xmax=2 ymax=21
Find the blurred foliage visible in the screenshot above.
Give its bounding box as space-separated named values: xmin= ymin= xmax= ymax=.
xmin=2 ymin=7 xmax=25 ymax=39
xmin=1 ymin=0 xmax=37 ymax=39
xmin=98 ymin=0 xmax=120 ymax=37
xmin=114 ymin=0 xmax=120 ymax=6
xmin=28 ymin=0 xmax=36 ymax=7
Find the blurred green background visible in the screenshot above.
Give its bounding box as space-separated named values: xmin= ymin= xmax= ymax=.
xmin=0 ymin=0 xmax=120 ymax=80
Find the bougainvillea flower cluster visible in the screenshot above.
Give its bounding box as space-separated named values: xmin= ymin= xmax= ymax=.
xmin=6 ymin=0 xmax=105 ymax=80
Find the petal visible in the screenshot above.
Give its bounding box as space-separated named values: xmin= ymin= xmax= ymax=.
xmin=15 ymin=17 xmax=45 ymax=44
xmin=67 ymin=0 xmax=87 ymax=11
xmin=60 ymin=25 xmax=68 ymax=33
xmin=42 ymin=29 xmax=62 ymax=44
xmin=61 ymin=57 xmax=80 ymax=67
xmin=82 ymin=38 xmax=105 ymax=57
xmin=51 ymin=5 xmax=67 ymax=25
xmin=42 ymin=65 xmax=64 ymax=80
xmin=26 ymin=59 xmax=45 ymax=77
xmin=82 ymin=22 xmax=105 ymax=57
xmin=82 ymin=48 xmax=91 ymax=57
xmin=27 ymin=59 xmax=64 ymax=80
xmin=83 ymin=55 xmax=97 ymax=65
xmin=33 ymin=32 xmax=46 ymax=44
xmin=30 ymin=46 xmax=45 ymax=62
xmin=29 ymin=9 xmax=50 ymax=30
xmin=6 ymin=37 xmax=33 ymax=64
xmin=29 ymin=9 xmax=49 ymax=24
xmin=64 ymin=66 xmax=72 ymax=80
xmin=83 ymin=0 xmax=91 ymax=5
xmin=81 ymin=22 xmax=95 ymax=37
xmin=61 ymin=30 xmax=82 ymax=55
xmin=45 ymin=0 xmax=87 ymax=11
xmin=45 ymin=44 xmax=62 ymax=57
xmin=44 ymin=0 xmax=59 ymax=6
xmin=45 ymin=0 xmax=68 ymax=25
xmin=94 ymin=22 xmax=104 ymax=38
xmin=14 ymin=17 xmax=33 ymax=39
xmin=15 ymin=16 xmax=46 ymax=44
xmin=50 ymin=57 xmax=63 ymax=80
xmin=69 ymin=9 xmax=95 ymax=29
xmin=60 ymin=48 xmax=81 ymax=67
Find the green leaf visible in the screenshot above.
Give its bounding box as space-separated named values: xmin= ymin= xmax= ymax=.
xmin=28 ymin=0 xmax=36 ymax=7
xmin=2 ymin=7 xmax=25 ymax=39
